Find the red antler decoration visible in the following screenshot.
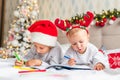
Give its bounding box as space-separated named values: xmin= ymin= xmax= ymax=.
xmin=83 ymin=11 xmax=94 ymax=27
xmin=54 ymin=11 xmax=94 ymax=31
xmin=54 ymin=18 xmax=71 ymax=31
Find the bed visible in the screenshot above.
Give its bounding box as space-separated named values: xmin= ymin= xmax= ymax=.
xmin=1 ymin=18 xmax=120 ymax=80
xmin=0 ymin=58 xmax=120 ymax=80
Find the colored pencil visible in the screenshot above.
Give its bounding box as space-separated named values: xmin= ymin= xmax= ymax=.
xmin=18 ymin=69 xmax=46 ymax=73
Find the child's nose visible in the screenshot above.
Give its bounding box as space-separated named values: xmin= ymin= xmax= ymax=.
xmin=77 ymin=43 xmax=81 ymax=48
xmin=37 ymin=49 xmax=41 ymax=53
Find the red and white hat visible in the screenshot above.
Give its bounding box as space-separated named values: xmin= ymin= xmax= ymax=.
xmin=28 ymin=20 xmax=58 ymax=47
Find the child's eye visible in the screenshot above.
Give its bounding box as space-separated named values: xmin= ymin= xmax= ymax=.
xmin=72 ymin=43 xmax=77 ymax=45
xmin=39 ymin=47 xmax=44 ymax=49
xmin=34 ymin=45 xmax=37 ymax=48
xmin=79 ymin=41 xmax=83 ymax=43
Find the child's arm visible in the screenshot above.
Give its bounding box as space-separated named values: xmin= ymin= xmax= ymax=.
xmin=15 ymin=60 xmax=24 ymax=66
xmin=68 ymin=58 xmax=76 ymax=66
xmin=15 ymin=59 xmax=42 ymax=67
xmin=61 ymin=47 xmax=76 ymax=65
xmin=92 ymin=49 xmax=108 ymax=70
xmin=25 ymin=59 xmax=42 ymax=66
xmin=94 ymin=62 xmax=105 ymax=70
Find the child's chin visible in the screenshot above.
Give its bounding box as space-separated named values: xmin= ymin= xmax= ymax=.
xmin=78 ymin=50 xmax=84 ymax=54
xmin=38 ymin=53 xmax=46 ymax=55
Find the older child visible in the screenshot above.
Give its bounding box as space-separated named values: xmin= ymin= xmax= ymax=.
xmin=15 ymin=20 xmax=63 ymax=67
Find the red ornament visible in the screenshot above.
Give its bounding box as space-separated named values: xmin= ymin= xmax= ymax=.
xmin=103 ymin=18 xmax=107 ymax=22
xmin=95 ymin=21 xmax=100 ymax=26
xmin=111 ymin=16 xmax=116 ymax=21
xmin=75 ymin=20 xmax=79 ymax=24
xmin=99 ymin=21 xmax=105 ymax=27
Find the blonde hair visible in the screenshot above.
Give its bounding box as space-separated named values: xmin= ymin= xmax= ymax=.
xmin=67 ymin=28 xmax=88 ymax=38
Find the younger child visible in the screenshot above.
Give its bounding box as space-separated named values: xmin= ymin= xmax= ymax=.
xmin=54 ymin=11 xmax=108 ymax=70
xmin=15 ymin=20 xmax=63 ymax=67
xmin=62 ymin=27 xmax=107 ymax=70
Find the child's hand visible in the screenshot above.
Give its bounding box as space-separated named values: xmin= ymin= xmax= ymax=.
xmin=25 ymin=59 xmax=42 ymax=66
xmin=68 ymin=58 xmax=76 ymax=66
xmin=15 ymin=60 xmax=24 ymax=66
xmin=94 ymin=62 xmax=105 ymax=70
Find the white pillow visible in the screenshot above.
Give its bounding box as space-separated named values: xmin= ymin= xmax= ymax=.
xmin=104 ymin=48 xmax=120 ymax=55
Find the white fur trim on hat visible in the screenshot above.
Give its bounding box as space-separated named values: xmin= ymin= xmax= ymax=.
xmin=31 ymin=32 xmax=57 ymax=46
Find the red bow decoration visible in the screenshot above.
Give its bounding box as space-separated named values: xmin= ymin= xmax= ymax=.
xmin=54 ymin=11 xmax=94 ymax=31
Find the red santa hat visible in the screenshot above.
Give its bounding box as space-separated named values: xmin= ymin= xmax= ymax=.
xmin=28 ymin=20 xmax=58 ymax=47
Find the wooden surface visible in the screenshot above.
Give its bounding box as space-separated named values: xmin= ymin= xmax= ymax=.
xmin=2 ymin=0 xmax=18 ymax=46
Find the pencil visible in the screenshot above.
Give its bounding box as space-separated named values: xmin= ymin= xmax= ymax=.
xmin=14 ymin=52 xmax=21 ymax=61
xmin=14 ymin=66 xmax=35 ymax=70
xmin=64 ymin=55 xmax=71 ymax=59
xmin=64 ymin=55 xmax=76 ymax=62
xmin=18 ymin=69 xmax=46 ymax=73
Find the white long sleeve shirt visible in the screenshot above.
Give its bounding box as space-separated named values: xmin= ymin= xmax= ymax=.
xmin=62 ymin=43 xmax=108 ymax=68
xmin=23 ymin=42 xmax=64 ymax=65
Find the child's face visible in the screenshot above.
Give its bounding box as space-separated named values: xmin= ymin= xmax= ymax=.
xmin=67 ymin=29 xmax=89 ymax=54
xmin=33 ymin=42 xmax=51 ymax=54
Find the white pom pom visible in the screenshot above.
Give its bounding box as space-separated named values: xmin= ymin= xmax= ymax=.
xmin=14 ymin=28 xmax=19 ymax=32
xmin=109 ymin=20 xmax=114 ymax=24
xmin=20 ymin=47 xmax=25 ymax=52
xmin=31 ymin=11 xmax=37 ymax=16
xmin=18 ymin=43 xmax=22 ymax=46
xmin=16 ymin=20 xmax=20 ymax=24
xmin=90 ymin=20 xmax=95 ymax=26
xmin=14 ymin=11 xmax=20 ymax=18
xmin=16 ymin=35 xmax=22 ymax=39
xmin=23 ymin=33 xmax=26 ymax=37
xmin=22 ymin=42 xmax=27 ymax=46
xmin=11 ymin=40 xmax=19 ymax=46
xmin=23 ymin=37 xmax=27 ymax=42
xmin=20 ymin=18 xmax=25 ymax=23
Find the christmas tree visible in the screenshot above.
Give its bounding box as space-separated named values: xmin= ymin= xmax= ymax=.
xmin=5 ymin=0 xmax=39 ymax=58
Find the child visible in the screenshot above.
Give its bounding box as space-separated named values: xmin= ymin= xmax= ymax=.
xmin=55 ymin=11 xmax=108 ymax=70
xmin=15 ymin=20 xmax=63 ymax=67
xmin=62 ymin=27 xmax=107 ymax=70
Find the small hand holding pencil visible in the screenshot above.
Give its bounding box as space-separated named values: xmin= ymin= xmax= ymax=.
xmin=14 ymin=52 xmax=42 ymax=67
xmin=25 ymin=59 xmax=42 ymax=66
xmin=64 ymin=56 xmax=76 ymax=66
xmin=14 ymin=52 xmax=24 ymax=66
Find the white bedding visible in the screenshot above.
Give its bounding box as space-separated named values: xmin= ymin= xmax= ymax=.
xmin=0 ymin=58 xmax=120 ymax=80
